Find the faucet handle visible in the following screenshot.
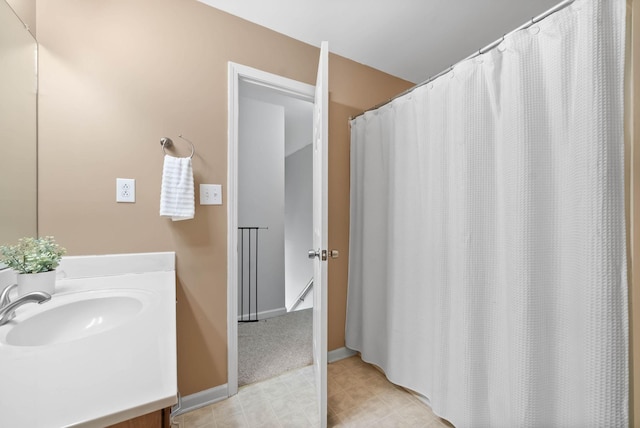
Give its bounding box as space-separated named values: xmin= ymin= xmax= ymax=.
xmin=0 ymin=283 xmax=17 ymax=307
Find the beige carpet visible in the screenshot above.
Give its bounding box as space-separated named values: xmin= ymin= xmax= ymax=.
xmin=238 ymin=308 xmax=312 ymax=386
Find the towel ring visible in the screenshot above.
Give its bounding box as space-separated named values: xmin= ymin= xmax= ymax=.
xmin=160 ymin=135 xmax=195 ymax=159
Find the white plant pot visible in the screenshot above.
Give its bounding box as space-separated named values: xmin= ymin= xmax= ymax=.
xmin=16 ymin=270 xmax=56 ymax=297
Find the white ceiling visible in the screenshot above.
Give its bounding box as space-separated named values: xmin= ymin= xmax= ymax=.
xmin=198 ymin=0 xmax=562 ymax=83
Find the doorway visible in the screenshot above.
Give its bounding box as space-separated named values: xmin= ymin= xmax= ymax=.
xmin=227 ymin=62 xmax=316 ymax=396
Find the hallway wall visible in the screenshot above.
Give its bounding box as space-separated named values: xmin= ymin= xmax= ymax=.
xmin=285 ymin=144 xmax=313 ymax=311
xmin=238 ymin=97 xmax=285 ymax=318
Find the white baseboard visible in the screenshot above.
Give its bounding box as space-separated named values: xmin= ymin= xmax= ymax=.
xmin=328 ymin=347 xmax=357 ymax=363
xmin=237 ymin=306 xmax=286 ymax=321
xmin=171 ymin=384 xmax=228 ymax=418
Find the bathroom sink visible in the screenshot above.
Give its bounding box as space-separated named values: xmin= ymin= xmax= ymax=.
xmin=0 ymin=289 xmax=151 ymax=347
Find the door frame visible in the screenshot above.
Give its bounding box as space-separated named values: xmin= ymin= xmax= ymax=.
xmin=227 ymin=62 xmax=315 ymax=396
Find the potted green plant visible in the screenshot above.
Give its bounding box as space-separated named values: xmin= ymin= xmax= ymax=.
xmin=0 ymin=236 xmax=66 ymax=296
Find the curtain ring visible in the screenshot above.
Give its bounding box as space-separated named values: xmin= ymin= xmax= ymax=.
xmin=498 ymin=37 xmax=507 ymax=52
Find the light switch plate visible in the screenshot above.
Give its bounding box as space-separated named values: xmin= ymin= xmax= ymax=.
xmin=116 ymin=178 xmax=135 ymax=203
xmin=200 ymin=184 xmax=222 ymax=205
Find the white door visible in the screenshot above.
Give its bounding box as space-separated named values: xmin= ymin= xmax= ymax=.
xmin=310 ymin=41 xmax=328 ymax=428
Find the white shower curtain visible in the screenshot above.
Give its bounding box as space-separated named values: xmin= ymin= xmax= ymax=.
xmin=346 ymin=1 xmax=628 ymax=427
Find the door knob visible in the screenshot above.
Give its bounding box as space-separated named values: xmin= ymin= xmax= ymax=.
xmin=308 ymin=249 xmax=328 ymax=261
xmin=330 ymin=250 xmax=339 ymax=259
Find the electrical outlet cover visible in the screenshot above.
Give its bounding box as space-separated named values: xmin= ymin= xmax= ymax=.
xmin=116 ymin=178 xmax=135 ymax=203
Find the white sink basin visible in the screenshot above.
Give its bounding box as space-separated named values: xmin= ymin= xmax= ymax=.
xmin=1 ymin=289 xmax=152 ymax=347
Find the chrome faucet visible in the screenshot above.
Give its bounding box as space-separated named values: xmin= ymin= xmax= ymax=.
xmin=0 ymin=284 xmax=51 ymax=326
xmin=0 ymin=283 xmax=15 ymax=308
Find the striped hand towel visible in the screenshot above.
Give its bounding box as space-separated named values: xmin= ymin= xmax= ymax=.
xmin=160 ymin=155 xmax=194 ymax=221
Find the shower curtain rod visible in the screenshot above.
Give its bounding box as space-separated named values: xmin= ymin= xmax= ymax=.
xmin=350 ymin=0 xmax=575 ymax=121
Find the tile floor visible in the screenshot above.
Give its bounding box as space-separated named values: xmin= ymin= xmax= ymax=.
xmin=172 ymin=356 xmax=453 ymax=428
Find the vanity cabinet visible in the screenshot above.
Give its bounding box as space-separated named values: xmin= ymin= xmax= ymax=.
xmin=107 ymin=407 xmax=171 ymax=428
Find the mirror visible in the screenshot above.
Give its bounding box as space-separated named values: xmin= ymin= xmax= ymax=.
xmin=0 ymin=0 xmax=38 ymax=251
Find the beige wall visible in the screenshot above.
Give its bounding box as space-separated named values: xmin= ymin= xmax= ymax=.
xmin=6 ymin=0 xmax=36 ymax=34
xmin=35 ymin=0 xmax=411 ymax=395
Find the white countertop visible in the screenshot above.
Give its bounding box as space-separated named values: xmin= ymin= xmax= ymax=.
xmin=0 ymin=252 xmax=177 ymax=427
